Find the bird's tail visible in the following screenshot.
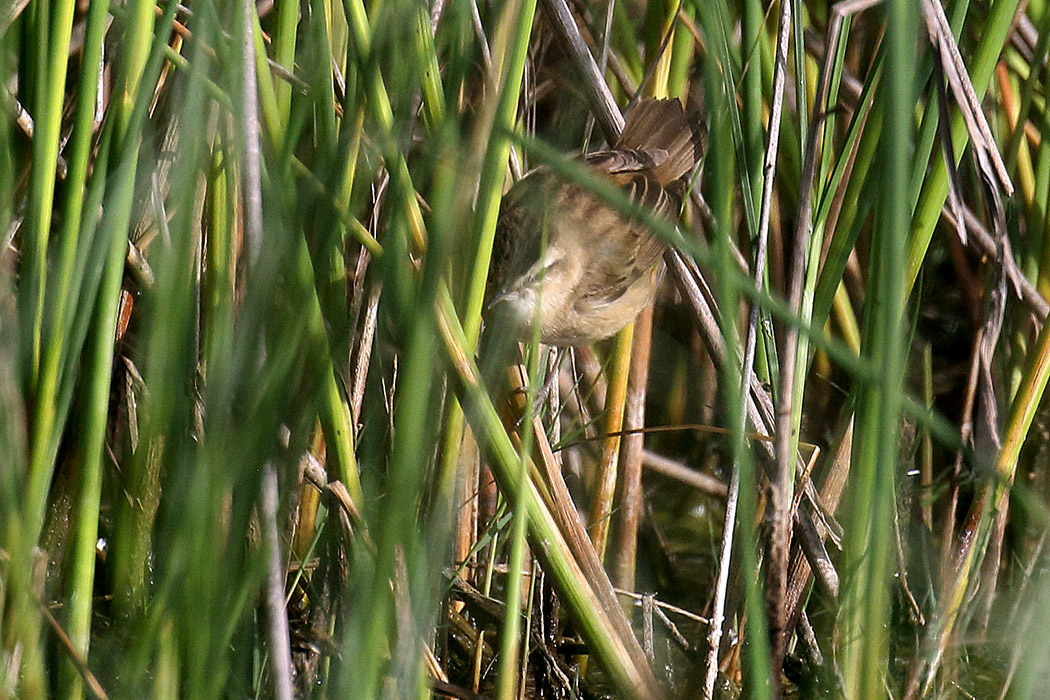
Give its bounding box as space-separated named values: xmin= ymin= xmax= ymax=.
xmin=616 ymin=98 xmax=704 ymax=186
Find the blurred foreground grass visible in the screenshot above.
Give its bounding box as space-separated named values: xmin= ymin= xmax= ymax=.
xmin=3 ymin=0 xmax=1050 ymax=698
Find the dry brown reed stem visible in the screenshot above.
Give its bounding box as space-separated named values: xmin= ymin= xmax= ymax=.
xmin=611 ymin=307 xmax=654 ymax=592
xmin=36 ymin=593 xmax=110 ymax=700
xmin=759 ymin=0 xmax=801 ymax=682
xmin=921 ymin=345 xmax=935 ymax=531
xmin=642 ymin=450 xmax=728 ymax=497
xmin=938 ymin=332 xmax=983 ymax=585
xmin=785 ymin=417 xmax=853 ymax=628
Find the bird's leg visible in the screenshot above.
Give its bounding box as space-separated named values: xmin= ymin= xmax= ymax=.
xmin=534 ymin=346 xmax=568 ymax=417
xmin=514 ymin=346 xmax=569 ymax=429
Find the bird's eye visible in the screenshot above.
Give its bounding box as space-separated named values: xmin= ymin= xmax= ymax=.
xmin=541 ymin=258 xmax=564 ymax=276
xmin=523 ymin=257 xmax=562 ymax=286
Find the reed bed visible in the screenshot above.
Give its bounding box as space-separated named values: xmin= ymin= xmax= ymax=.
xmin=2 ymin=0 xmax=1050 ymax=697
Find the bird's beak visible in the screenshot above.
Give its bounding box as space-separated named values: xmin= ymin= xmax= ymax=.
xmin=487 ymin=287 xmax=512 ymax=311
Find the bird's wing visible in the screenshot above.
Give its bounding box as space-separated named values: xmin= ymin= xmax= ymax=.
xmin=584 ymin=149 xmax=684 ymax=216
xmin=569 ymin=146 xmax=683 ymax=311
xmin=584 ymin=148 xmax=659 ymax=175
xmin=561 ymin=176 xmax=668 ymax=311
xmin=616 ymin=98 xmax=704 ymax=185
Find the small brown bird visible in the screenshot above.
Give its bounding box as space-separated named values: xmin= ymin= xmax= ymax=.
xmin=487 ymin=98 xmax=703 ymax=347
